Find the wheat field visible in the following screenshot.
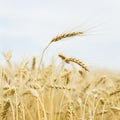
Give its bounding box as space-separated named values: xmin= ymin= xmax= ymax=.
xmin=0 ymin=32 xmax=120 ymax=120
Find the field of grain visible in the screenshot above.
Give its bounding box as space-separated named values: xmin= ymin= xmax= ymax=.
xmin=0 ymin=32 xmax=120 ymax=120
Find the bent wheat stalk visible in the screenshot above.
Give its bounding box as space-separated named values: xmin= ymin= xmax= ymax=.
xmin=38 ymin=31 xmax=84 ymax=69
xmin=58 ymin=53 xmax=89 ymax=72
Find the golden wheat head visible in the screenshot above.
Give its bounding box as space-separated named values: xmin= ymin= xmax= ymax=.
xmin=58 ymin=53 xmax=89 ymax=72
xmin=39 ymin=31 xmax=84 ymax=69
xmin=51 ymin=32 xmax=84 ymax=43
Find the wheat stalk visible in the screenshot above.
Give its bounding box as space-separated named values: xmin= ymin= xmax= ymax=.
xmin=39 ymin=31 xmax=84 ymax=69
xmin=58 ymin=53 xmax=89 ymax=72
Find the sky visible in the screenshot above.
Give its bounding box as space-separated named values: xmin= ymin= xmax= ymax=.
xmin=0 ymin=0 xmax=120 ymax=70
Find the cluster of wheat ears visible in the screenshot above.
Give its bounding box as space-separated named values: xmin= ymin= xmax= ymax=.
xmin=0 ymin=30 xmax=120 ymax=120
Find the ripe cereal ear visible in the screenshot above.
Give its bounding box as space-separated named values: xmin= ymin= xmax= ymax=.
xmin=39 ymin=31 xmax=84 ymax=69
xmin=58 ymin=53 xmax=89 ymax=72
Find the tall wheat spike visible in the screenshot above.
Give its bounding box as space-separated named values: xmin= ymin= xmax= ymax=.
xmin=38 ymin=31 xmax=84 ymax=69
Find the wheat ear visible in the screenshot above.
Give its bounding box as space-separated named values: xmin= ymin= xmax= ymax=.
xmin=47 ymin=84 xmax=75 ymax=91
xmin=2 ymin=51 xmax=12 ymax=67
xmin=110 ymin=89 xmax=120 ymax=96
xmin=58 ymin=53 xmax=89 ymax=72
xmin=1 ymin=100 xmax=10 ymax=120
xmin=31 ymin=56 xmax=36 ymax=70
xmin=39 ymin=31 xmax=84 ymax=69
xmin=51 ymin=32 xmax=83 ymax=42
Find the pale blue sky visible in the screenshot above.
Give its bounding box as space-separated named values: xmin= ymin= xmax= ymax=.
xmin=0 ymin=0 xmax=120 ymax=70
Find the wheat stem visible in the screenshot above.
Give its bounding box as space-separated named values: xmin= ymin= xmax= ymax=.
xmin=38 ymin=42 xmax=52 ymax=69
